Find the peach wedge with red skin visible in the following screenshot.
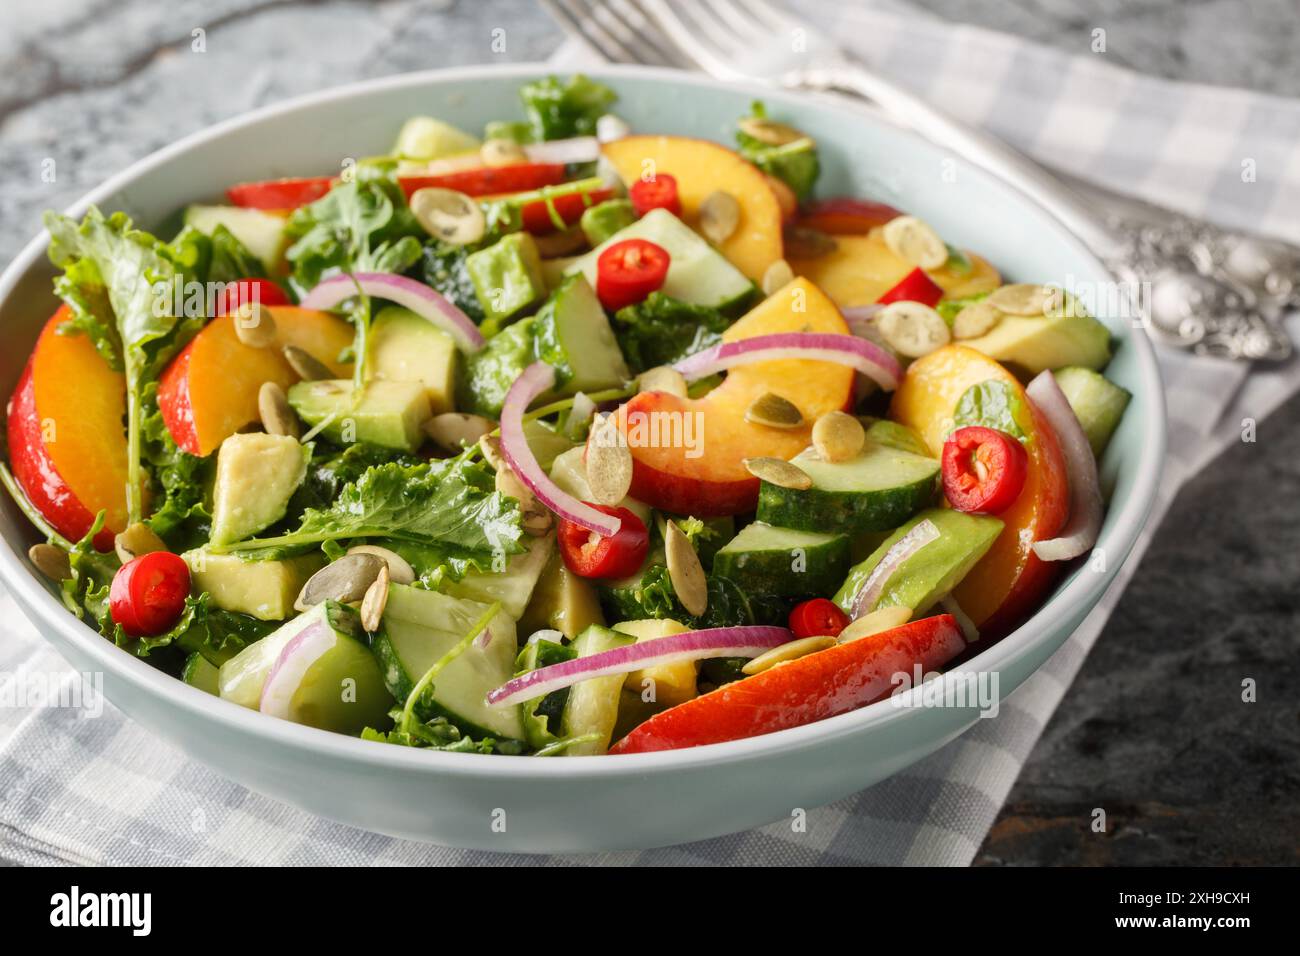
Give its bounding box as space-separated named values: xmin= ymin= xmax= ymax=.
xmin=158 ymin=306 xmax=353 ymax=456
xmin=599 ymin=277 xmax=855 ymax=516
xmin=890 ymin=344 xmax=1069 ymax=635
xmin=7 ymin=306 xmax=129 ymax=550
xmin=601 ymin=135 xmax=785 ymax=282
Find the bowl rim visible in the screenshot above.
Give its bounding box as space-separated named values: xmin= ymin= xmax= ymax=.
xmin=0 ymin=62 xmax=1166 ymax=779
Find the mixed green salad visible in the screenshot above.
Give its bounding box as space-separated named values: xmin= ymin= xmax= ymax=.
xmin=3 ymin=75 xmax=1131 ymax=756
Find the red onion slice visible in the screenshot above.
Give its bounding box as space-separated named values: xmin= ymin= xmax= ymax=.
xmin=500 ymin=362 xmax=621 ymax=537
xmin=1027 ymin=371 xmax=1103 ymax=561
xmin=259 ymin=620 xmax=335 ymax=719
xmin=673 ymin=332 xmax=901 ymax=391
xmin=940 ymin=595 xmax=979 ymax=644
xmin=300 ymin=272 xmax=485 ymax=352
xmin=486 ymin=625 xmax=794 ymax=707
xmin=851 ymin=518 xmax=940 ymax=618
xmin=524 ymin=136 xmax=601 ymax=165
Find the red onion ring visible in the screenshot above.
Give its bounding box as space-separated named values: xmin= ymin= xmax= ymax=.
xmin=672 ymin=332 xmax=901 ymax=391
xmin=851 ymin=518 xmax=940 ymax=618
xmin=1027 ymin=371 xmax=1103 ymax=561
xmin=300 ymin=272 xmax=485 ymax=352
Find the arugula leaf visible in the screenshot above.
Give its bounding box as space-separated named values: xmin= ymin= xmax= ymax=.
xmin=45 ymin=208 xmax=203 ymax=523
xmin=612 ymin=293 xmax=732 ymax=374
xmin=735 ymin=101 xmax=820 ymax=200
xmin=115 ymin=591 xmax=276 ymax=663
xmin=209 ymin=224 xmax=267 ymax=283
xmin=57 ymin=513 xmax=120 ymax=630
xmin=420 ymin=240 xmax=486 ymax=324
xmin=213 ymin=455 xmax=524 ymax=568
xmin=519 ymin=74 xmax=617 ymax=141
xmin=952 ymin=379 xmax=1030 ymax=443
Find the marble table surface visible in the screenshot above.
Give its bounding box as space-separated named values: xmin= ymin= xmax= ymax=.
xmin=0 ymin=0 xmax=1296 ymax=865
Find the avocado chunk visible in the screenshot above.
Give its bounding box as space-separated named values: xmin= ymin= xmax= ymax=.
xmin=518 ymin=551 xmax=606 ymax=640
xmin=392 ymin=116 xmax=479 ymax=160
xmin=1053 ymin=366 xmax=1131 ymax=458
xmin=713 ymin=522 xmax=851 ymax=599
xmin=367 ymin=305 xmax=458 ymax=414
xmin=372 ymin=584 xmax=524 ymax=741
xmin=549 ymin=446 xmax=652 ymax=525
xmin=561 ymin=625 xmax=636 ymax=755
xmin=466 ymin=232 xmax=546 ymax=326
xmin=287 ymin=379 xmax=431 ymax=452
xmin=183 ymin=204 xmax=288 ymax=273
xmin=533 ymin=275 xmax=631 ymax=394
xmin=580 ymin=198 xmax=636 ymax=247
xmin=442 ymin=534 xmax=555 ymax=619
xmin=833 ymin=508 xmax=1003 ymax=616
xmin=219 ymin=601 xmax=393 ymax=734
xmin=959 ymin=301 xmax=1111 ymax=374
xmin=457 ymin=317 xmax=536 ymax=418
xmin=566 ymin=208 xmax=753 ymax=310
xmin=184 ymin=550 xmax=323 ymax=621
xmin=209 ymin=433 xmax=310 ymax=546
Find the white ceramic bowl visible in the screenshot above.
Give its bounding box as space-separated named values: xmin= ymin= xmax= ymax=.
xmin=0 ymin=64 xmax=1164 ymax=852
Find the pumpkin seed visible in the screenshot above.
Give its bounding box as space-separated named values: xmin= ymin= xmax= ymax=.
xmin=987 ymin=283 xmax=1060 ymax=316
xmin=480 ymin=137 xmax=527 ymax=167
xmin=876 ymin=300 xmax=951 ymax=358
xmin=738 ymin=116 xmax=806 ymax=146
xmin=783 ymin=226 xmax=837 ymax=259
xmin=952 ymin=300 xmax=1004 ymax=339
xmin=410 ymin=187 xmax=486 ymax=246
xmin=424 ymin=412 xmax=494 ymax=452
xmin=359 ymin=564 xmax=390 ymax=632
xmin=232 ymin=301 xmax=278 ymax=348
xmin=745 ymin=392 xmax=803 ymax=429
xmin=478 ymin=434 xmax=504 ymax=470
xmin=744 ymin=456 xmax=812 ymax=490
xmin=665 ymin=520 xmax=708 ymax=617
xmin=282 ymin=344 xmax=333 ymax=381
xmin=761 ymin=258 xmax=795 ymax=296
xmin=346 ymin=544 xmax=415 ymax=585
xmin=812 ymin=411 xmax=866 ymax=463
xmin=114 ymin=522 xmax=168 ymax=564
xmin=585 ymin=416 xmax=633 ymax=505
xmin=28 ymin=543 xmax=70 ymax=581
xmin=882 ymin=215 xmax=948 ymax=270
xmin=258 ymin=381 xmax=300 ymax=438
xmin=638 ymin=365 xmax=687 ymax=397
xmin=699 ymin=190 xmax=741 ymax=244
xmin=534 ymin=227 xmax=588 ymax=258
xmin=742 ymin=635 xmax=836 ymax=675
xmin=837 ymin=605 xmax=912 ymax=643
xmin=296 ymin=553 xmax=385 ymax=612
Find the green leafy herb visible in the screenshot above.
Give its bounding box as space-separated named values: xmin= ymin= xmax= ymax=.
xmin=736 ymin=101 xmax=820 ymax=200
xmin=287 ymin=442 xmax=422 ymax=517
xmin=140 ymin=388 xmax=212 ymax=552
xmin=420 ymin=241 xmax=486 ymax=324
xmin=361 ymin=708 xmax=526 ymax=754
xmin=519 ymin=74 xmax=617 ymax=141
xmin=514 ymin=638 xmax=576 ymax=749
xmin=612 ymin=293 xmax=733 ymax=374
xmin=952 ymin=379 xmax=1030 ymax=443
xmin=45 ymin=208 xmax=203 ymax=524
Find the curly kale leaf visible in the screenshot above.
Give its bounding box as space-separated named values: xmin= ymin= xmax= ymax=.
xmin=611 ymin=293 xmax=732 ymax=374
xmin=519 ymin=74 xmax=617 ymax=141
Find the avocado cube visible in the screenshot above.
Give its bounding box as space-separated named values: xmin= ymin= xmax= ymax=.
xmin=456 ymin=317 xmax=537 ymax=418
xmin=184 ymin=550 xmax=323 ymax=621
xmin=210 ymin=433 xmax=310 ymax=547
xmin=368 ymin=305 xmax=458 ymax=413
xmin=580 ymin=198 xmax=636 ymax=247
xmin=466 ymin=232 xmax=546 ymax=325
xmin=391 ymin=116 xmax=480 ymax=160
xmin=287 ymin=379 xmax=431 ymax=452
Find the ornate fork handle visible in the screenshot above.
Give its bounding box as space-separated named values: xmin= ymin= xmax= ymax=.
xmin=786 ymin=65 xmax=1296 ymax=363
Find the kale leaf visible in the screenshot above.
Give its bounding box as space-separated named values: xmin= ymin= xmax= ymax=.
xmin=420 ymin=241 xmax=486 ymax=324
xmin=519 ymin=74 xmax=617 ymax=141
xmin=735 ymin=101 xmax=820 ymax=200
xmin=612 ymin=293 xmax=732 ymax=374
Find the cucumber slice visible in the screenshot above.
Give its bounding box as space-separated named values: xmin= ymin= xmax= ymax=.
xmin=184 ymin=205 xmax=288 ymax=273
xmin=1053 ymin=366 xmax=1131 ymax=458
xmin=218 ymin=601 xmax=362 ymax=709
xmin=713 ymin=522 xmax=850 ymax=599
xmin=833 ymin=508 xmax=1002 ymax=616
xmin=560 ymin=625 xmax=636 ymax=755
xmin=515 ymin=638 xmax=576 ymax=749
xmin=373 ymin=584 xmax=524 ymax=741
xmin=756 ymin=443 xmax=939 ymax=534
xmin=566 ymin=208 xmax=753 ymax=310
xmin=533 ymin=275 xmax=630 ymax=394
xmin=182 ymin=652 xmax=220 ymax=696
xmin=861 ymin=418 xmax=931 ymax=458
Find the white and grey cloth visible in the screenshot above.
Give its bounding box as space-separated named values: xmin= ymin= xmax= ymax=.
xmin=1 ymin=6 xmax=1298 ymax=865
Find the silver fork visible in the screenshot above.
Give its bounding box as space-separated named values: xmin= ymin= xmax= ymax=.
xmin=543 ymin=0 xmax=1297 ymax=361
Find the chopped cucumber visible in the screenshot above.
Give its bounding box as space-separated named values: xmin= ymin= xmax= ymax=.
xmin=861 ymin=418 xmax=932 ymax=458
xmin=183 ymin=205 xmax=288 ymax=273
xmin=566 ymin=208 xmax=753 ymax=310
xmin=533 ymin=275 xmax=630 ymax=394
xmin=372 ymin=584 xmax=524 ymax=742
xmin=833 ymin=508 xmax=1002 ymax=616
xmin=442 ymin=534 xmax=554 ymax=619
xmin=713 ymin=522 xmax=850 ymax=599
xmin=560 ymin=625 xmax=636 ymax=755
xmin=756 ymin=443 xmax=939 ymax=535
xmin=182 ymin=652 xmax=220 ymax=696
xmin=392 ymin=116 xmax=479 ymax=160
xmin=1053 ymin=366 xmax=1131 ymax=458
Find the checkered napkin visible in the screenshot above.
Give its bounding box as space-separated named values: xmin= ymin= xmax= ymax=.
xmin=2 ymin=6 xmax=1299 ymax=866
